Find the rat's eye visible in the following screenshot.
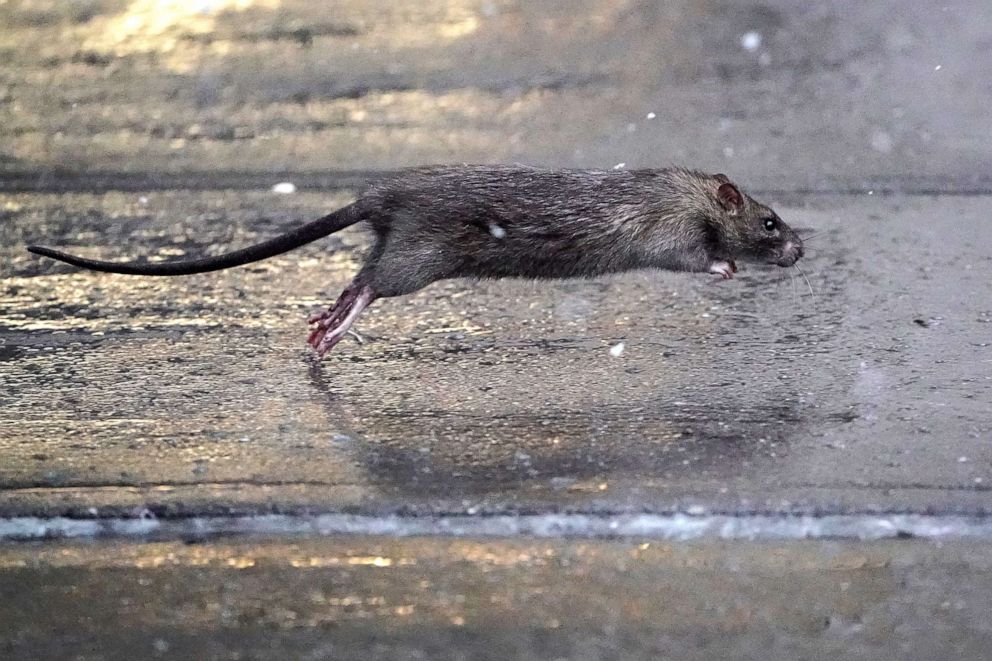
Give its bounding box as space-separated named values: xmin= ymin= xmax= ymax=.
xmin=763 ymin=218 xmax=777 ymax=232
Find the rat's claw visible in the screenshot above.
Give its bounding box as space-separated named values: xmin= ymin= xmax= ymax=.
xmin=709 ymin=260 xmax=735 ymax=280
xmin=308 ymin=305 xmax=338 ymax=325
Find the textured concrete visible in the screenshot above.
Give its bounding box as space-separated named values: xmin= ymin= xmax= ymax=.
xmin=3 ymin=536 xmax=992 ymax=661
xmin=0 ymin=1 xmax=989 ymax=191
xmin=1 ymin=1 xmax=991 ymax=658
xmin=2 ymin=191 xmax=991 ymax=518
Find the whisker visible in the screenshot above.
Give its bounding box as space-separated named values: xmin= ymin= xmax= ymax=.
xmin=799 ymin=232 xmax=824 ymax=241
xmin=794 ymin=263 xmax=816 ymax=309
xmin=788 ymin=264 xmax=799 ymax=305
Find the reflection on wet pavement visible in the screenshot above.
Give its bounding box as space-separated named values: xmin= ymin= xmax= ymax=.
xmin=2 ymin=191 xmax=990 ymax=516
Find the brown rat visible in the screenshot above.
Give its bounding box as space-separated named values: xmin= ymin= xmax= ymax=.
xmin=28 ymin=165 xmax=803 ymax=356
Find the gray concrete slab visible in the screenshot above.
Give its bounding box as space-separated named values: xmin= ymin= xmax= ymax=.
xmin=2 ymin=536 xmax=992 ymax=660
xmin=2 ymin=1 xmax=991 ymax=657
xmin=0 ymin=1 xmax=989 ymax=191
xmin=2 ymin=191 xmax=990 ymax=518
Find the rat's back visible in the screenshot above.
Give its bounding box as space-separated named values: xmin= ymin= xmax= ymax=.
xmin=364 ymin=165 xmax=691 ymax=279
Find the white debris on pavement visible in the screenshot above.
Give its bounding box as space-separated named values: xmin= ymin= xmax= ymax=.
xmin=740 ymin=31 xmax=762 ymax=52
xmin=489 ymin=224 xmax=506 ymax=238
xmin=272 ymin=182 xmax=297 ymax=194
xmin=609 ymin=342 xmax=625 ymax=357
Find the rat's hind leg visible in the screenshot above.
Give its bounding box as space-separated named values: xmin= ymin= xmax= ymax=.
xmin=307 ymin=241 xmax=385 ymax=350
xmin=307 ymin=283 xmax=377 ymax=356
xmin=306 ymin=238 xmax=449 ymax=356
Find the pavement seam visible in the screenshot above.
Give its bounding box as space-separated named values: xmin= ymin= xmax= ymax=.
xmin=3 ymin=512 xmax=992 ymax=543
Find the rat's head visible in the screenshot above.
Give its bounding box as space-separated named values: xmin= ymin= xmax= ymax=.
xmin=706 ymin=174 xmax=803 ymax=267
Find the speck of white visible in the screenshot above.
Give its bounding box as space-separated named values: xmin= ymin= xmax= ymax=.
xmin=609 ymin=342 xmax=625 ymax=357
xmin=867 ymin=190 xmax=875 ymax=195
xmin=934 ymin=64 xmax=942 ymax=71
xmin=871 ymin=130 xmax=893 ymax=154
xmin=272 ymin=182 xmax=297 ymax=194
xmin=958 ymin=456 xmax=969 ymax=463
xmin=138 ymin=196 xmax=149 ymax=205
xmin=489 ymin=224 xmax=506 ymax=239
xmin=646 ymin=112 xmax=656 ymax=119
xmin=740 ymin=31 xmax=762 ymax=52
xmin=613 ymin=162 xmax=626 ymax=170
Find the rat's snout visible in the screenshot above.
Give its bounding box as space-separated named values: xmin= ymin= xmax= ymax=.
xmin=776 ymin=240 xmax=803 ymax=267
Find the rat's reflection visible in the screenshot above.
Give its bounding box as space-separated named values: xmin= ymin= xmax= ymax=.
xmin=306 ymin=350 xmax=801 ymax=499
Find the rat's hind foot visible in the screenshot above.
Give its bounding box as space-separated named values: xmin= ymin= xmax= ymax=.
xmin=308 ymin=285 xmax=357 ymax=326
xmin=709 ymin=260 xmax=736 ymax=280
xmin=307 ymin=284 xmax=377 ymax=357
xmin=307 ymin=286 xmax=360 ymax=347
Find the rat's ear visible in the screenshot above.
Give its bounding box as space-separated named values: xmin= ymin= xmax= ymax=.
xmin=716 ymin=182 xmax=744 ymax=213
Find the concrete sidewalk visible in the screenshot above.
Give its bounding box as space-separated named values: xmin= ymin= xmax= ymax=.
xmin=2 ymin=191 xmax=989 ymax=519
xmin=1 ymin=1 xmax=990 ymax=658
xmin=4 ymin=536 xmax=992 ymax=660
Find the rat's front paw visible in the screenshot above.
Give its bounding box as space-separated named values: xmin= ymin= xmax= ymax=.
xmin=709 ymin=260 xmax=735 ymax=280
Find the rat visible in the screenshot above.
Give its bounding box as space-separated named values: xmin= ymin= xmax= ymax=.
xmin=28 ymin=165 xmax=803 ymax=356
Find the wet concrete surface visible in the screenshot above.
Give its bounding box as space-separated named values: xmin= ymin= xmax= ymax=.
xmin=1 ymin=1 xmax=990 ymax=191
xmin=2 ymin=191 xmax=990 ymax=518
xmin=2 ymin=1 xmax=992 ymax=657
xmin=3 ymin=536 xmax=992 ymax=660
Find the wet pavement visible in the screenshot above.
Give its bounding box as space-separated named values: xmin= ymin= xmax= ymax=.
xmin=3 ymin=191 xmax=990 ymax=519
xmin=1 ymin=1 xmax=991 ymax=658
xmin=4 ymin=536 xmax=992 ymax=660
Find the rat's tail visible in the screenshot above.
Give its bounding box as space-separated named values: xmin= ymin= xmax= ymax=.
xmin=28 ymin=201 xmax=366 ymax=276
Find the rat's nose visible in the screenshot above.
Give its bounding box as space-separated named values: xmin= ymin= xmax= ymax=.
xmin=776 ymin=241 xmax=802 ymax=267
